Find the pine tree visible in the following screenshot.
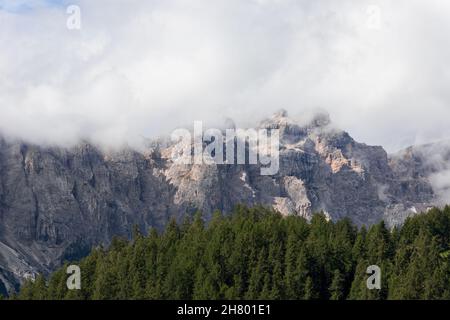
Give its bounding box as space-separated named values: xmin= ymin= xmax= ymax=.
xmin=352 ymin=226 xmax=367 ymax=261
xmin=393 ymin=232 xmax=445 ymax=299
xmin=223 ymin=274 xmax=243 ymax=299
xmin=348 ymin=259 xmax=370 ymax=300
xmin=245 ymin=249 xmax=266 ymax=299
xmin=32 ymin=275 xmax=47 ymax=300
xmin=92 ymin=254 xmax=119 ymax=300
xmin=17 ymin=278 xmax=35 ymax=300
xmin=130 ymin=236 xmax=148 ymax=299
xmin=329 ymin=270 xmax=345 ymax=300
xmin=144 ymin=228 xmax=159 ymax=299
xmin=47 ymin=266 xmax=69 ymax=300
xmin=270 ymin=261 xmax=284 ymax=299
xmin=303 ymin=276 xmax=317 ymax=300
xmin=259 ymin=274 xmax=271 ymax=300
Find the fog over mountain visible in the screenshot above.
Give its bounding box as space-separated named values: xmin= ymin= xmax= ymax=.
xmin=1 ymin=0 xmax=450 ymax=151
xmin=1 ymin=109 xmax=449 ymax=294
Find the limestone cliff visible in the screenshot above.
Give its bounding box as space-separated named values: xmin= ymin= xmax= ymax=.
xmin=0 ymin=111 xmax=444 ymax=293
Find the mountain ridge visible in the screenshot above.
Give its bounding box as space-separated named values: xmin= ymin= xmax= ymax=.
xmin=0 ymin=110 xmax=447 ymax=292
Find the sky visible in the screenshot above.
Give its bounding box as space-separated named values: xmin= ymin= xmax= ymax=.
xmin=0 ymin=0 xmax=450 ymax=152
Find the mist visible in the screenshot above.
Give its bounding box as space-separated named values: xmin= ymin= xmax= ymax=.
xmin=1 ymin=0 xmax=450 ymax=152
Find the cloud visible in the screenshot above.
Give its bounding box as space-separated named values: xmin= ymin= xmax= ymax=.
xmin=417 ymin=141 xmax=450 ymax=205
xmin=0 ymin=0 xmax=450 ymax=151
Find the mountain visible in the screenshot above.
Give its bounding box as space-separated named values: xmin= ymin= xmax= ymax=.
xmin=0 ymin=110 xmax=446 ymax=293
xmin=389 ymin=140 xmax=450 ymax=208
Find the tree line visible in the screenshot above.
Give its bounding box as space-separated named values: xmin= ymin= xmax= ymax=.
xmin=6 ymin=205 xmax=450 ymax=300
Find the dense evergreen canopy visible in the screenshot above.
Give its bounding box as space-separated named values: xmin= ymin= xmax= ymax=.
xmin=8 ymin=205 xmax=450 ymax=300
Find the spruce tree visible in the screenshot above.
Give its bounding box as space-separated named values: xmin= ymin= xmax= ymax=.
xmin=303 ymin=276 xmax=317 ymax=300
xmin=329 ymin=270 xmax=345 ymax=300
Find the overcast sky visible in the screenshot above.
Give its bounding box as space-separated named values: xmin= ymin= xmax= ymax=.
xmin=0 ymin=0 xmax=449 ymax=152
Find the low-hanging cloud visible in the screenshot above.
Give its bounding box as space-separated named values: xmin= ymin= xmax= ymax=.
xmin=1 ymin=0 xmax=450 ymax=151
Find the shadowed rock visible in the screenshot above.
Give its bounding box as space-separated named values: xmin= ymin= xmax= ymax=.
xmin=0 ymin=111 xmax=443 ymax=291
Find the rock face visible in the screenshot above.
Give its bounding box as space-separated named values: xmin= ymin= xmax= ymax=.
xmin=0 ymin=110 xmax=445 ymax=292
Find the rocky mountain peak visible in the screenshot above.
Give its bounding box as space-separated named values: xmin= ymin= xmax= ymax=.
xmin=309 ymin=111 xmax=331 ymax=129
xmin=272 ymin=108 xmax=289 ymax=118
xmin=260 ymin=109 xmax=331 ymax=132
xmin=259 ymin=109 xmax=295 ymax=129
xmin=0 ymin=111 xmax=446 ymax=292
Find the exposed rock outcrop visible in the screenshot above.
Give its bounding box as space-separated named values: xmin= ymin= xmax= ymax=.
xmin=0 ymin=111 xmax=444 ymax=291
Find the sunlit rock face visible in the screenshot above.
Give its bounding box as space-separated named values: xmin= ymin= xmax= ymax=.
xmin=0 ymin=110 xmax=443 ymax=290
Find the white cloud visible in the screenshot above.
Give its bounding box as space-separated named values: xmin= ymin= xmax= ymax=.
xmin=0 ymin=0 xmax=450 ymax=151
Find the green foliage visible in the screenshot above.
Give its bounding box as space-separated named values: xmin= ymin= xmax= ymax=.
xmin=12 ymin=205 xmax=450 ymax=300
xmin=329 ymin=270 xmax=345 ymax=300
